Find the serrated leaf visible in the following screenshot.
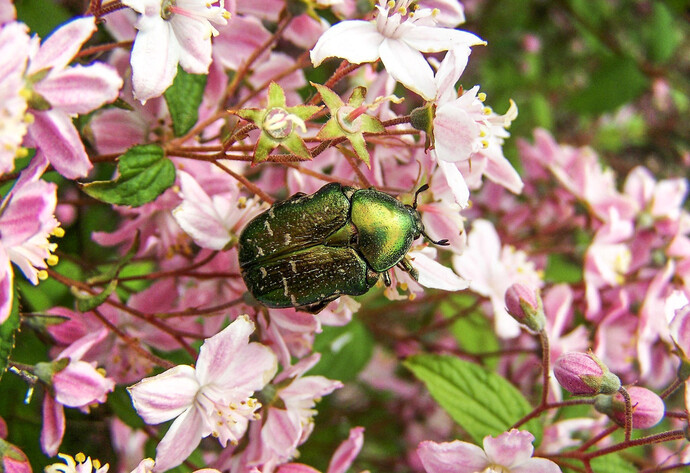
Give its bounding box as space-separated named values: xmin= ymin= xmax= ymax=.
xmin=0 ymin=285 xmax=21 ymax=381
xmin=81 ymin=144 xmax=175 ymax=207
xmin=404 ymin=354 xmax=542 ymax=445
xmin=590 ymin=453 xmax=637 ymax=473
xmin=164 ymin=67 xmax=208 ymax=136
xmin=309 ymin=319 xmax=374 ymax=382
xmin=74 ymin=279 xmax=118 ymax=312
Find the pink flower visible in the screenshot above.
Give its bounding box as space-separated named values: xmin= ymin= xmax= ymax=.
xmin=0 ymin=156 xmax=61 ymax=323
xmin=670 ymin=303 xmax=690 ymax=362
xmin=275 ymin=427 xmax=365 ymax=473
xmin=452 ymin=219 xmax=542 ymax=338
xmin=310 ymin=0 xmax=484 ymax=100
xmin=0 ymin=21 xmax=31 ymax=174
xmin=553 ymin=351 xmax=621 ymax=396
xmin=40 ymin=330 xmax=116 ymax=456
xmin=172 ymin=170 xmax=263 ymax=250
xmin=122 ymin=0 xmax=229 ymax=102
xmin=258 ymin=355 xmax=343 ymax=466
xmin=24 ymin=17 xmax=123 ymax=178
xmin=595 ymin=386 xmax=665 ymax=429
xmin=45 ymin=453 xmax=109 ymax=473
xmin=418 ymin=429 xmax=561 ymax=473
xmin=128 ymin=315 xmax=278 ymax=472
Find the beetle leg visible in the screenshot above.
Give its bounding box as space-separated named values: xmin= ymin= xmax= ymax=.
xmin=383 ymin=271 xmax=392 ymax=287
xmin=301 ymin=295 xmax=339 ymax=314
xmin=397 ymin=258 xmax=419 ymax=281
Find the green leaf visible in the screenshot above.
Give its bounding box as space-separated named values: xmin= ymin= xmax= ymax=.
xmin=81 ymin=144 xmax=175 ymax=207
xmin=567 ymin=56 xmax=648 ymax=115
xmin=0 ymin=285 xmax=21 ymax=381
xmin=109 ymin=385 xmax=145 ymax=429
xmin=590 ymin=453 xmax=637 ymax=473
xmin=309 ymin=319 xmax=374 ymax=382
xmin=545 ymin=253 xmax=583 ymax=284
xmin=404 ymin=354 xmax=542 ymax=445
xmin=645 ymin=3 xmax=681 ymax=64
xmin=164 ymin=67 xmax=208 ymax=136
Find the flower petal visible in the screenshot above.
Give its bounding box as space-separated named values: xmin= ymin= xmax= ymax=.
xmin=483 ymin=430 xmax=534 ymax=467
xmin=34 ymin=63 xmax=122 ymax=114
xmin=403 ymin=26 xmax=484 ymax=53
xmin=327 ymin=427 xmax=365 ymax=473
xmin=379 ymin=37 xmax=436 ymax=100
xmin=128 ymin=365 xmax=199 ymax=424
xmin=28 ymin=110 xmax=92 ymax=178
xmin=28 ymin=16 xmax=96 ymax=74
xmin=130 ymin=16 xmax=179 ymax=102
xmin=169 ymin=16 xmax=213 ymax=74
xmin=53 ymin=360 xmax=115 ymax=407
xmin=512 ymin=458 xmax=563 ymax=473
xmin=0 ymin=249 xmax=13 ymax=325
xmin=310 ymin=20 xmax=382 ymax=67
xmin=437 ymin=160 xmax=469 ymax=208
xmin=40 ymin=394 xmax=65 ymax=456
xmin=417 ymin=440 xmax=489 ymax=473
xmin=153 ymin=406 xmax=205 ymax=472
xmin=412 ymin=251 xmax=469 ymax=291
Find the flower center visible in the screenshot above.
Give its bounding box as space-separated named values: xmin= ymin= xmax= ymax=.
xmin=263 ymin=108 xmax=306 ymax=140
xmin=161 ymin=0 xmax=175 ymax=20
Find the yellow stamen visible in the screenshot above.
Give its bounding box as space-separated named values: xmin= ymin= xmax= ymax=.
xmin=52 ymin=227 xmax=65 ymax=238
xmin=478 ymin=92 xmax=487 ymax=102
xmin=47 ymin=254 xmax=59 ymax=266
xmin=37 ymin=270 xmax=49 ymax=281
xmin=75 ymin=453 xmax=86 ymax=463
xmin=483 ymin=107 xmax=492 ymax=115
xmin=16 ymin=148 xmax=29 ymax=158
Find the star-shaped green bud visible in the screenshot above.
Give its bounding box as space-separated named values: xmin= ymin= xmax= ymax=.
xmin=236 ymin=82 xmax=321 ymax=165
xmin=312 ymin=83 xmax=388 ymax=168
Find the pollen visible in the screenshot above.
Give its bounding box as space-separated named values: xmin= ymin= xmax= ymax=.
xmin=478 ymin=92 xmax=487 ymax=102
xmin=75 ymin=453 xmax=86 ymax=463
xmin=47 ymin=254 xmax=59 ymax=266
xmin=52 ymin=227 xmax=65 ymax=238
xmin=37 ymin=270 xmax=49 ymax=281
xmin=483 ymin=107 xmax=492 ymax=115
xmin=16 ymin=147 xmax=29 ymax=158
xmin=387 ymin=0 xmax=395 ymax=8
xmin=238 ymin=196 xmax=247 ymax=208
xmin=93 ymin=460 xmax=102 ymax=469
xmin=24 ymin=113 xmax=34 ymax=124
xmin=481 ymin=139 xmax=489 ymax=148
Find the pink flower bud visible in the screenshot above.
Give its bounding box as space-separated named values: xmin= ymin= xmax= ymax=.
xmin=553 ymin=352 xmax=621 ymax=396
xmin=504 ymin=283 xmax=545 ymax=332
xmin=0 ymin=438 xmax=32 ymax=473
xmin=595 ymin=386 xmax=665 ymax=429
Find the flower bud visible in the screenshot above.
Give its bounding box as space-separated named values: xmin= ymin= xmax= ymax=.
xmin=410 ymin=104 xmax=434 ymax=134
xmin=594 ymin=386 xmax=665 ymax=429
xmin=0 ymin=438 xmax=32 ymax=473
xmin=504 ymin=283 xmax=546 ymax=332
xmin=553 ymin=352 xmax=621 ymax=396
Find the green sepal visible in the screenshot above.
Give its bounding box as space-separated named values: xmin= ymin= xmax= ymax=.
xmin=73 ymin=279 xmax=118 ymax=313
xmin=34 ymin=357 xmax=69 ymax=385
xmin=81 ymin=144 xmax=176 ymax=207
xmin=347 ymin=132 xmax=371 ymax=167
xmin=312 ymin=82 xmax=345 ymax=111
xmin=0 ymin=283 xmax=21 ymax=382
xmin=236 ymin=83 xmax=320 ymax=164
xmin=164 ymin=66 xmax=208 ymax=137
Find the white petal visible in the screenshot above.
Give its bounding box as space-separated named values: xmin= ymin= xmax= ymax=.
xmin=310 ymin=20 xmax=382 ymax=66
xmin=437 ymin=160 xmax=469 ymax=208
xmin=379 ymin=38 xmax=436 ymax=100
xmin=412 ymin=251 xmax=469 ymax=291
xmin=130 ymin=18 xmax=179 ymax=102
xmin=128 ymin=365 xmax=199 ymax=424
xmin=403 ymin=26 xmax=484 ymax=53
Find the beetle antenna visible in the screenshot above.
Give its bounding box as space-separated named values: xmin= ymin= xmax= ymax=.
xmin=413 ymin=184 xmax=430 ymax=209
xmin=422 ymin=230 xmax=449 ymax=246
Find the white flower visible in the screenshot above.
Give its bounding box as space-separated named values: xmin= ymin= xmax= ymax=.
xmin=123 ymin=0 xmax=230 ymax=102
xmin=310 ymin=0 xmax=484 ymax=100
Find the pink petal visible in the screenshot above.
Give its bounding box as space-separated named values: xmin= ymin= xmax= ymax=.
xmin=53 ymin=359 xmax=115 ymax=407
xmin=153 ymin=407 xmax=205 ymax=472
xmin=277 ymin=465 xmax=320 ymax=473
xmin=262 ymin=408 xmax=300 ymax=455
xmin=90 ymin=108 xmax=148 ymax=154
xmin=29 ymin=16 xmax=96 ymax=74
xmin=483 ymin=149 xmax=524 ymax=194
xmin=310 ymin=20 xmax=382 ymax=67
xmin=379 ymin=37 xmax=436 ymax=100
xmin=283 ymin=14 xmax=327 ymax=49
xmin=130 ymin=18 xmax=179 ymax=102
xmin=195 ymin=315 xmax=254 ymax=381
xmin=280 ymin=376 xmax=343 ymax=401
xmin=434 ymin=48 xmax=470 ymax=103
xmin=482 ymin=430 xmax=534 ymax=467
xmin=434 ymin=102 xmax=480 ymax=162
xmin=56 ymin=327 xmax=107 ymax=360
xmin=327 ymin=427 xmax=364 ymax=473
xmin=40 ymin=394 xmax=65 ymax=456
xmin=417 ymin=440 xmax=489 ymax=473
xmin=128 ymin=365 xmax=199 ymax=424
xmin=28 ymin=110 xmax=92 ymax=178
xmin=0 ymin=179 xmax=54 ymax=248
xmin=34 ymin=63 xmax=122 ymax=114
xmin=0 ymin=249 xmax=13 ymax=326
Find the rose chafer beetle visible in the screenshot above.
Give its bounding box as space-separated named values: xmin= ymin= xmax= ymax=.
xmin=238 ymin=182 xmax=448 ymax=313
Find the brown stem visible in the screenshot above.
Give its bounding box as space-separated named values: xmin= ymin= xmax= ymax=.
xmin=618 ymin=386 xmax=633 ymax=442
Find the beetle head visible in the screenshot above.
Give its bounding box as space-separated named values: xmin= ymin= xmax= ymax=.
xmin=410 ymin=184 xmax=450 ymax=247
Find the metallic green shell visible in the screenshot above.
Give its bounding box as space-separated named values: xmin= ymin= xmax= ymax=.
xmin=350 ymin=189 xmax=421 ymax=272
xmin=238 ymin=182 xmax=423 ymax=312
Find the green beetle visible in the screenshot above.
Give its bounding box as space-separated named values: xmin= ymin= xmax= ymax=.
xmin=238 ymin=182 xmax=447 ymax=313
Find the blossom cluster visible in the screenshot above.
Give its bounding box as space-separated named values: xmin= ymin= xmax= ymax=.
xmin=0 ymin=0 xmax=688 ymax=472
